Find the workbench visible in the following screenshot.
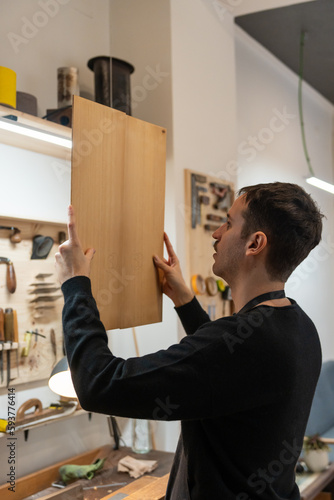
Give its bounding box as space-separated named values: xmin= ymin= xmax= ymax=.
xmin=297 ymin=462 xmax=334 ymax=500
xmin=0 ymin=445 xmax=174 ymax=500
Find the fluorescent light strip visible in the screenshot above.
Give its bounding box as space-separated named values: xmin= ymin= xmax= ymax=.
xmin=306 ymin=177 xmax=334 ymax=195
xmin=0 ymin=116 xmax=72 ymax=149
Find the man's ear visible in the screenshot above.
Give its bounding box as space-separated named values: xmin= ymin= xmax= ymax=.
xmin=245 ymin=231 xmax=267 ymax=256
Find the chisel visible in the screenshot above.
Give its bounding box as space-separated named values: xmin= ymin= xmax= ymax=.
xmin=13 ymin=310 xmax=19 ymax=377
xmin=0 ymin=309 xmax=4 ymax=384
xmin=4 ymin=308 xmax=14 ymax=387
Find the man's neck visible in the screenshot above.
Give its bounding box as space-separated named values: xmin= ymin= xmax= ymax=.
xmin=231 ymin=281 xmax=286 ymax=313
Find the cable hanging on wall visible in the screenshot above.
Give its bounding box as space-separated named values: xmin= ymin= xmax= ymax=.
xmin=299 ymin=30 xmax=334 ymax=194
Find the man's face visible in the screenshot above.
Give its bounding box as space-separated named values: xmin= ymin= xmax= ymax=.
xmin=212 ymin=194 xmax=248 ymax=283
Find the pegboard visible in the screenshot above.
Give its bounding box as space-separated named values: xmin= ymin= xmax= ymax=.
xmin=184 ymin=169 xmax=235 ymax=319
xmin=0 ymin=217 xmax=66 ymax=389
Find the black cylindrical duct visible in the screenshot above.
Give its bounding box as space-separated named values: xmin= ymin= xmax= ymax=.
xmin=87 ymin=56 xmax=135 ymax=115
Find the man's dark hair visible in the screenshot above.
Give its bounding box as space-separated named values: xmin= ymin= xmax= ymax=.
xmin=238 ymin=182 xmax=324 ymax=282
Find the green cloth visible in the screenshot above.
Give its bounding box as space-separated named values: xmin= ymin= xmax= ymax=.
xmin=59 ymin=458 xmax=105 ymax=484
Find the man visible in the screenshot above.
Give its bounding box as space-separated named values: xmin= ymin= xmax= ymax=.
xmin=55 ymin=182 xmax=323 ymax=500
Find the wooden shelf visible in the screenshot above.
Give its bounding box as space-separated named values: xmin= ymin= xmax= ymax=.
xmin=0 ymin=405 xmax=86 ymax=439
xmin=0 ymin=104 xmax=72 ymax=161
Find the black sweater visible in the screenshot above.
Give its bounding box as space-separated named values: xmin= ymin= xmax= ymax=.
xmin=62 ymin=276 xmax=322 ymax=500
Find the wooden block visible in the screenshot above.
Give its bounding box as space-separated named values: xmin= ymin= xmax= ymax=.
xmin=71 ymin=96 xmax=166 ymax=330
xmin=101 ymin=475 xmax=158 ymax=498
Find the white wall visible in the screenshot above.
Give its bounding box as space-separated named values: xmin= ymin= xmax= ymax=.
xmin=235 ymin=26 xmax=334 ymax=359
xmin=109 ymin=0 xmax=238 ymax=453
xmin=170 ymin=0 xmax=238 ymax=271
xmin=0 ymin=0 xmax=111 ymax=481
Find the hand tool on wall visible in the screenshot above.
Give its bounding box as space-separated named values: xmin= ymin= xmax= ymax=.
xmin=13 ymin=310 xmax=19 ymax=377
xmin=204 ymin=224 xmax=220 ymax=232
xmin=21 ymin=332 xmax=32 ymax=357
xmin=205 ymin=277 xmax=218 ymax=296
xmin=191 ymin=173 xmax=207 ymax=229
xmin=0 ymin=257 xmax=16 ymax=293
xmin=4 ymin=308 xmax=14 ymax=387
xmin=21 ymin=330 xmax=46 ymax=357
xmin=29 ymin=295 xmax=62 ymax=303
xmin=28 ymin=287 xmax=60 ymax=295
xmin=31 ymin=235 xmax=54 ymax=259
xmin=197 ymin=194 xmax=210 ymax=226
xmin=35 ymin=273 xmax=53 ymax=279
xmin=0 ymin=309 xmax=4 ymax=384
xmin=0 ymin=226 xmax=21 ymax=243
xmin=191 ymin=274 xmax=206 ymax=295
xmin=210 ymin=183 xmax=232 ymax=211
xmin=58 ymin=231 xmax=66 ymax=244
xmin=207 ymin=214 xmax=227 ymax=223
xmin=50 ymin=328 xmax=57 ymax=367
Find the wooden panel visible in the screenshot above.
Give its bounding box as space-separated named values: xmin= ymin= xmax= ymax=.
xmin=71 ymin=96 xmax=166 ymax=330
xmin=121 ymin=116 xmax=166 ymax=328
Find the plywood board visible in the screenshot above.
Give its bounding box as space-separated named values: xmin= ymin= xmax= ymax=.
xmin=71 ymin=96 xmax=166 ymax=330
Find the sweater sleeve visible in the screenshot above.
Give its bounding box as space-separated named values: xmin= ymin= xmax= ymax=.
xmin=61 ymin=277 xmax=284 ymax=422
xmin=61 ymin=276 xmax=214 ymax=420
xmin=175 ymin=297 xmax=211 ymax=335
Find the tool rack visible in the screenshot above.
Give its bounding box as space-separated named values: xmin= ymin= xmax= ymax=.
xmin=0 ymin=215 xmax=66 ymax=388
xmin=184 ymin=169 xmax=235 ymax=319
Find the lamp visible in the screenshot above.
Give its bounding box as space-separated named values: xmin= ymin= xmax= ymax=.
xmin=0 ymin=116 xmax=72 ymax=149
xmin=298 ymin=32 xmax=334 ymax=195
xmin=306 ymin=177 xmax=334 ymax=195
xmin=48 ymin=357 xmax=77 ymax=399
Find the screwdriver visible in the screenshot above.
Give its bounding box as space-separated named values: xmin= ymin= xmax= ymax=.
xmin=13 ymin=310 xmax=19 ymax=377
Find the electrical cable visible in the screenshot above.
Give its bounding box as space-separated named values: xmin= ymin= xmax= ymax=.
xmin=298 ymin=30 xmax=315 ymax=177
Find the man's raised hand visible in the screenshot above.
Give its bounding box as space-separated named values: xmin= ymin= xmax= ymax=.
xmin=153 ymin=233 xmax=194 ymax=307
xmin=55 ymin=205 xmax=95 ymax=285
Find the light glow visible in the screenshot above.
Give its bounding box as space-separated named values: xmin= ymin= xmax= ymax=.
xmin=48 ymin=369 xmax=77 ymax=398
xmin=306 ymin=177 xmax=334 ymax=195
xmin=0 ymin=116 xmax=72 ymax=149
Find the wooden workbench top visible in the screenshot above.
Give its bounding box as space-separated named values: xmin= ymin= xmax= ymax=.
xmin=0 ymin=445 xmax=174 ymax=500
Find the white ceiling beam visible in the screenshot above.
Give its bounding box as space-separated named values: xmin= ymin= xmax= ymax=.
xmin=217 ymin=0 xmax=316 ymax=17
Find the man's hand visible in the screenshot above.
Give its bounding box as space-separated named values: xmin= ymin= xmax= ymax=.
xmin=153 ymin=233 xmax=194 ymax=307
xmin=55 ymin=205 xmax=95 ymax=285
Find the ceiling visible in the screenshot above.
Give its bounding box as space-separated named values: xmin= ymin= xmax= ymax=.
xmin=235 ymin=0 xmax=334 ymax=104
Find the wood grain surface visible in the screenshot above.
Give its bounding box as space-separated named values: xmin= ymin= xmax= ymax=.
xmin=71 ymin=96 xmax=166 ymax=330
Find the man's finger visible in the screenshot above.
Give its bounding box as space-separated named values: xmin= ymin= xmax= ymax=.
xmin=153 ymin=255 xmax=170 ymax=272
xmin=68 ymin=205 xmax=80 ymax=243
xmin=164 ymin=232 xmax=177 ymax=259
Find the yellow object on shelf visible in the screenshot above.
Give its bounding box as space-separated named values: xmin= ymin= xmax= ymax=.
xmin=0 ymin=419 xmax=8 ymax=433
xmin=0 ymin=66 xmax=16 ymax=108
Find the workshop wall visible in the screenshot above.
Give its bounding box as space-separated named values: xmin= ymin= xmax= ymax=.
xmin=0 ymin=0 xmax=111 ymax=483
xmin=108 ymin=0 xmax=238 ymax=454
xmin=235 ymin=27 xmax=334 ymax=359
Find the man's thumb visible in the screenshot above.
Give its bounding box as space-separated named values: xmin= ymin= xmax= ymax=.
xmin=153 ymin=255 xmax=168 ymax=271
xmin=85 ymin=248 xmax=96 ymax=261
